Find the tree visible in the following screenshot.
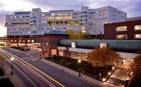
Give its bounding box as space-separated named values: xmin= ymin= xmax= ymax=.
xmin=63 ymin=46 xmax=70 ymax=58
xmin=66 ymin=30 xmax=92 ymax=39
xmin=130 ymin=55 xmax=141 ymax=78
xmin=98 ymin=32 xmax=104 ymax=40
xmin=88 ymin=47 xmax=120 ymax=67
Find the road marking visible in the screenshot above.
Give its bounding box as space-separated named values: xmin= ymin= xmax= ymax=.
xmin=0 ymin=54 xmax=37 ymax=87
xmin=1 ymin=48 xmax=65 ymax=87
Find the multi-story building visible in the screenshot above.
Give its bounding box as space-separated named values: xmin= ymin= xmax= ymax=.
xmin=5 ymin=6 xmax=127 ymax=46
xmin=5 ymin=6 xmax=127 ymax=36
xmin=104 ymin=17 xmax=141 ymax=40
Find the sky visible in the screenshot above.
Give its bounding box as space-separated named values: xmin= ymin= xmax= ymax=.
xmin=0 ymin=0 xmax=141 ymax=37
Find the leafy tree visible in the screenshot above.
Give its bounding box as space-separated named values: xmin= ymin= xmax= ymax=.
xmin=130 ymin=55 xmax=141 ymax=78
xmin=99 ymin=32 xmax=104 ymax=40
xmin=63 ymin=46 xmax=70 ymax=58
xmin=66 ymin=29 xmax=92 ymax=39
xmin=88 ymin=47 xmax=120 ymax=67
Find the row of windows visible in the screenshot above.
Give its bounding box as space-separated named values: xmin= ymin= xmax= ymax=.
xmin=11 ymin=16 xmax=30 ymax=18
xmin=116 ymin=25 xmax=141 ymax=31
xmin=116 ymin=34 xmax=141 ymax=39
xmin=10 ymin=40 xmax=34 ymax=43
xmin=42 ymin=13 xmax=74 ymax=16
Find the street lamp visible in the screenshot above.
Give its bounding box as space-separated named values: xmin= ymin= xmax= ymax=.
xmin=10 ymin=57 xmax=14 ymax=75
xmin=39 ymin=49 xmax=42 ymax=59
xmin=78 ymin=59 xmax=81 ymax=77
xmin=99 ymin=73 xmax=101 ymax=80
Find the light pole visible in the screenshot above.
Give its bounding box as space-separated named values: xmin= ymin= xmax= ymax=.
xmin=10 ymin=57 xmax=14 ymax=75
xmin=78 ymin=59 xmax=81 ymax=77
xmin=39 ymin=49 xmax=42 ymax=59
xmin=99 ymin=73 xmax=101 ymax=80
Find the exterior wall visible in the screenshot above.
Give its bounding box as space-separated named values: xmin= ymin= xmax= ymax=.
xmin=104 ymin=20 xmax=141 ymax=40
xmin=57 ymin=46 xmax=139 ymax=69
xmin=8 ymin=36 xmax=39 ymax=47
xmin=5 ymin=6 xmax=127 ymax=36
xmin=39 ymin=34 xmax=69 ymax=56
xmin=0 ymin=38 xmax=8 ymax=47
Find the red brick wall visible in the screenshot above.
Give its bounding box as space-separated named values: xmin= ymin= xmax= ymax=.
xmin=39 ymin=34 xmax=69 ymax=56
xmin=104 ymin=20 xmax=141 ymax=40
xmin=8 ymin=37 xmax=37 ymax=46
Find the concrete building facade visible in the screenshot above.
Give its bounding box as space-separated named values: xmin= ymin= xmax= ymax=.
xmin=5 ymin=6 xmax=127 ymax=37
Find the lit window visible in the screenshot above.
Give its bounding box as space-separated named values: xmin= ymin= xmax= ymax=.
xmin=42 ymin=14 xmax=45 ymax=16
xmin=64 ymin=16 xmax=72 ymax=19
xmin=23 ymin=40 xmax=25 ymax=42
xmin=100 ymin=43 xmax=107 ymax=48
xmin=56 ymin=17 xmax=63 ymax=19
xmin=31 ymin=40 xmax=34 ymax=42
xmin=19 ymin=40 xmax=21 ymax=42
xmin=64 ymin=14 xmax=68 ymax=15
xmin=57 ymin=14 xmax=63 ymax=15
xmin=116 ymin=26 xmax=127 ymax=31
xmin=34 ymin=13 xmax=36 ymax=15
xmin=28 ymin=40 xmax=30 ymax=42
xmin=11 ymin=40 xmax=13 ymax=42
xmin=135 ymin=34 xmax=141 ymax=39
xmin=135 ymin=25 xmax=141 ymax=30
xmin=116 ymin=34 xmax=127 ymax=39
xmin=51 ymin=14 xmax=55 ymax=16
xmin=47 ymin=17 xmax=55 ymax=19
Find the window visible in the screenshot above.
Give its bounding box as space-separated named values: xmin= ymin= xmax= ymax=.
xmin=135 ymin=34 xmax=141 ymax=39
xmin=47 ymin=17 xmax=55 ymax=19
xmin=14 ymin=40 xmax=16 ymax=42
xmin=57 ymin=14 xmax=63 ymax=15
xmin=56 ymin=17 xmax=63 ymax=19
xmin=19 ymin=40 xmax=21 ymax=42
xmin=116 ymin=34 xmax=127 ymax=39
xmin=31 ymin=40 xmax=34 ymax=42
xmin=100 ymin=43 xmax=107 ymax=48
xmin=28 ymin=40 xmax=30 ymax=42
xmin=64 ymin=16 xmax=72 ymax=19
xmin=116 ymin=26 xmax=127 ymax=31
xmin=135 ymin=25 xmax=141 ymax=30
xmin=51 ymin=14 xmax=55 ymax=16
xmin=52 ymin=41 xmax=56 ymax=46
xmin=11 ymin=40 xmax=13 ymax=42
xmin=23 ymin=40 xmax=25 ymax=42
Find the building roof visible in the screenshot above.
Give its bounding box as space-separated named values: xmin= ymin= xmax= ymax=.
xmin=126 ymin=16 xmax=141 ymax=22
xmin=45 ymin=30 xmax=68 ymax=35
xmin=0 ymin=37 xmax=8 ymax=40
xmin=58 ymin=40 xmax=141 ymax=53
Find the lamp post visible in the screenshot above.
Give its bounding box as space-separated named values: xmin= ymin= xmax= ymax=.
xmin=78 ymin=59 xmax=81 ymax=77
xmin=99 ymin=73 xmax=101 ymax=80
xmin=10 ymin=57 xmax=14 ymax=75
xmin=39 ymin=49 xmax=42 ymax=59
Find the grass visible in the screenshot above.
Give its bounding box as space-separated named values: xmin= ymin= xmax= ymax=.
xmin=45 ymin=56 xmax=112 ymax=80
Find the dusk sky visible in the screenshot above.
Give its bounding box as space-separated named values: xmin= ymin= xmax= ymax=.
xmin=0 ymin=0 xmax=141 ymax=36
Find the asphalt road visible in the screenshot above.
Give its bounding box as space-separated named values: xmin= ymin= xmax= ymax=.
xmin=0 ymin=47 xmax=97 ymax=87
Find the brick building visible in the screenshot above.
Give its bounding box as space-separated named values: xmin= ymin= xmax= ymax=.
xmin=39 ymin=30 xmax=69 ymax=56
xmin=104 ymin=18 xmax=141 ymax=40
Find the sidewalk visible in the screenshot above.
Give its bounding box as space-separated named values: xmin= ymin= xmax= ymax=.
xmin=2 ymin=63 xmax=26 ymax=87
xmin=40 ymin=59 xmax=115 ymax=87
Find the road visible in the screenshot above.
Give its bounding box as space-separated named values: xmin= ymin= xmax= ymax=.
xmin=0 ymin=47 xmax=97 ymax=87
